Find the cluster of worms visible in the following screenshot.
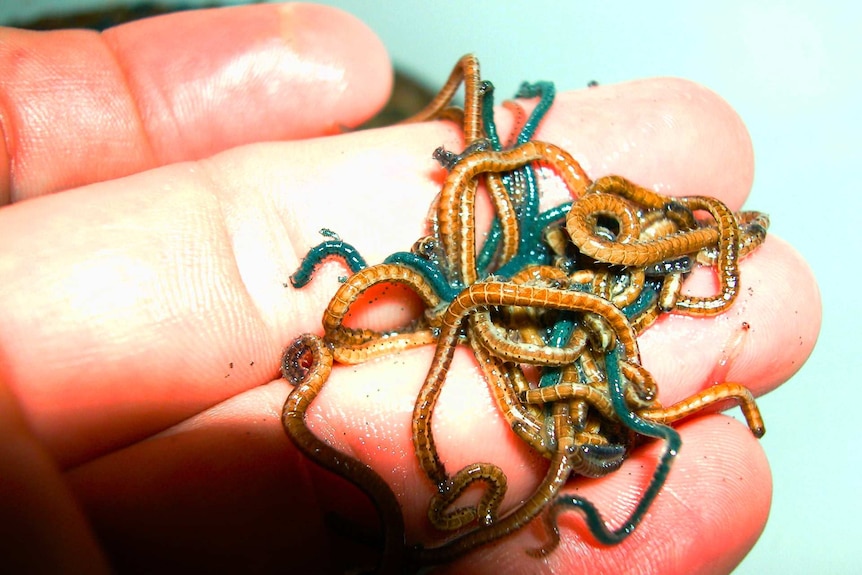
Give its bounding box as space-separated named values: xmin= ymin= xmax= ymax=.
xmin=280 ymin=55 xmax=768 ymax=573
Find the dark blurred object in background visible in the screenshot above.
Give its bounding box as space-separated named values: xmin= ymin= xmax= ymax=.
xmin=13 ymin=2 xmax=207 ymax=31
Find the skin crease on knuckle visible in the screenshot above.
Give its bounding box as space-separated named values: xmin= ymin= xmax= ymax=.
xmin=275 ymin=53 xmax=794 ymax=575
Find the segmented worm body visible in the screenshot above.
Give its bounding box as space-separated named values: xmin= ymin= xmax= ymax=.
xmin=279 ymin=54 xmax=768 ymax=573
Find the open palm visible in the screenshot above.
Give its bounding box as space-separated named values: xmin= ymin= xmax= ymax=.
xmin=0 ymin=4 xmax=819 ymax=574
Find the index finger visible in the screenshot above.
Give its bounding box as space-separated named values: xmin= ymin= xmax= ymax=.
xmin=0 ymin=3 xmax=391 ymax=203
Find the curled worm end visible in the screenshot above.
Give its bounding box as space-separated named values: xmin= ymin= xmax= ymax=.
xmin=281 ymin=336 xmax=317 ymax=384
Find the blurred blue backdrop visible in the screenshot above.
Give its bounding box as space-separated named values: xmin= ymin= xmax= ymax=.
xmin=2 ymin=1 xmax=857 ymax=573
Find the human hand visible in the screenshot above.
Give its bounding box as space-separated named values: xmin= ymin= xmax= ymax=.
xmin=0 ymin=3 xmax=820 ymax=574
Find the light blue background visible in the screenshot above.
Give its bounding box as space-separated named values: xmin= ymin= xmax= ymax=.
xmin=2 ymin=1 xmax=857 ymax=573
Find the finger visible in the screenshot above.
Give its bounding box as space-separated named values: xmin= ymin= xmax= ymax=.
xmin=0 ymin=379 xmax=110 ymax=572
xmin=638 ymin=234 xmax=821 ymax=403
xmin=0 ymin=3 xmax=391 ymax=203
xmin=0 ymin=78 xmax=806 ymax=471
xmin=440 ymin=416 xmax=771 ymax=575
xmin=66 ymin=374 xmax=769 ymax=574
xmin=532 ymin=78 xmax=756 ymax=209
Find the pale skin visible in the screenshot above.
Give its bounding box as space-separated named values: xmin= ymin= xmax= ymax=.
xmin=0 ymin=3 xmax=821 ymax=574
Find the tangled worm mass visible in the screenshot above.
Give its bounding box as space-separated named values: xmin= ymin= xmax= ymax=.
xmin=280 ymin=55 xmax=768 ymax=574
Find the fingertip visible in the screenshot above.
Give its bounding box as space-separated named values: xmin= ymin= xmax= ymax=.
xmin=463 ymin=416 xmax=770 ymax=575
xmin=639 ymin=234 xmax=820 ymax=399
xmin=102 ymin=2 xmax=392 ymax=162
xmin=651 ymin=416 xmax=771 ymax=575
xmin=538 ymin=77 xmax=755 ymax=207
xmin=0 ymin=3 xmax=392 ymax=201
xmin=728 ymin=234 xmax=821 ymax=393
xmin=275 ymin=3 xmax=393 ymax=130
